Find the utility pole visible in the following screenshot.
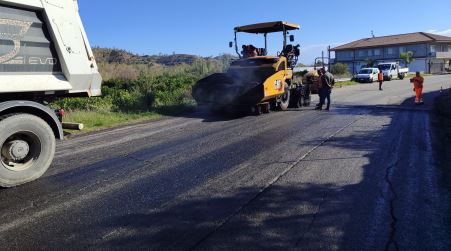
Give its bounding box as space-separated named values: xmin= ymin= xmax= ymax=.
xmin=322 ymin=50 xmax=324 ymax=68
xmin=328 ymin=45 xmax=331 ymax=72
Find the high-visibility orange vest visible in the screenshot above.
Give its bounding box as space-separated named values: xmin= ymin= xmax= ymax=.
xmin=412 ymin=76 xmax=424 ymax=88
xmin=378 ymin=72 xmax=384 ymax=81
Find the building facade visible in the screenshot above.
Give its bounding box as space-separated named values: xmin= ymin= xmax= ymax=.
xmin=331 ymin=32 xmax=451 ymax=74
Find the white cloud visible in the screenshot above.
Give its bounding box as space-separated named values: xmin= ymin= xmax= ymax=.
xmin=427 ymin=29 xmax=451 ymax=36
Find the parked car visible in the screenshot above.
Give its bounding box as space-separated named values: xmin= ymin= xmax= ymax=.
xmin=356 ymin=68 xmax=379 ymax=83
xmin=378 ymin=62 xmax=408 ymax=81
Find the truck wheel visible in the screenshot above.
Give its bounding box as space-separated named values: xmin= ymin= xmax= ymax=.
xmin=0 ymin=114 xmax=56 ymax=187
xmin=289 ymin=89 xmax=301 ymax=108
xmin=251 ymin=105 xmax=263 ymax=116
xmin=279 ymin=83 xmax=290 ymax=111
xmin=262 ymin=103 xmax=270 ymax=114
xmin=399 ymin=74 xmax=405 ymax=80
xmin=303 ymin=86 xmax=311 ymax=106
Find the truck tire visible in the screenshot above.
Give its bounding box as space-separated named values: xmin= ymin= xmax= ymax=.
xmin=0 ymin=114 xmax=56 ymax=187
xmin=289 ymin=89 xmax=301 ymax=108
xmin=251 ymin=105 xmax=263 ymax=116
xmin=279 ymin=83 xmax=290 ymax=111
xmin=303 ymin=85 xmax=311 ymax=107
xmin=399 ymin=74 xmax=405 ymax=80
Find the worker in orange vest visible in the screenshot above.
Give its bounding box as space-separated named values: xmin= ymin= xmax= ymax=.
xmin=410 ymin=72 xmax=424 ymax=105
xmin=377 ymin=70 xmax=384 ymax=91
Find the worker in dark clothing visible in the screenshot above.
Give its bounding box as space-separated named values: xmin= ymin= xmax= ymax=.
xmin=378 ymin=70 xmax=384 ymax=91
xmin=315 ymin=69 xmax=323 ymax=109
xmin=316 ymin=68 xmax=334 ymax=111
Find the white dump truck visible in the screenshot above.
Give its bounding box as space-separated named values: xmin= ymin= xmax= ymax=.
xmin=0 ymin=0 xmax=101 ymax=187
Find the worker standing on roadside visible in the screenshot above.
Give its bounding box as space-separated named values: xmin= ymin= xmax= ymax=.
xmin=410 ymin=71 xmax=424 ymax=105
xmin=316 ymin=68 xmax=334 ymax=111
xmin=378 ymin=69 xmax=384 ymax=91
xmin=315 ymin=69 xmax=324 ymax=109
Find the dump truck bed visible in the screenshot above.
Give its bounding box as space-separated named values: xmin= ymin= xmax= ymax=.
xmin=0 ymin=0 xmax=101 ymax=96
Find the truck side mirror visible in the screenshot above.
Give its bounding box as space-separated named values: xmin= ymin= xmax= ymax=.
xmin=289 ymin=35 xmax=295 ymax=42
xmin=229 ymin=42 xmax=233 ymax=48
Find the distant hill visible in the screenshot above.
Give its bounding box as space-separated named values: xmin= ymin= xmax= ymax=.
xmin=93 ymin=47 xmax=236 ymax=66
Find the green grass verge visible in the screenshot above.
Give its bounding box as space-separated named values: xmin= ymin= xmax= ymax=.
xmin=63 ymin=111 xmax=161 ymax=134
xmin=406 ymin=73 xmax=433 ymax=78
xmin=63 ymin=104 xmax=196 ymax=134
xmin=335 ymin=80 xmax=358 ymax=88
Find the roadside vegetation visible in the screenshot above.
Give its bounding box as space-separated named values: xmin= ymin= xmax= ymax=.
xmin=331 ymin=63 xmax=352 ymax=79
xmin=329 ymin=63 xmax=357 ymax=87
xmin=52 ymin=48 xmax=231 ymax=132
xmin=335 ymin=80 xmax=357 ymax=88
xmin=54 ymin=49 xmax=364 ymax=133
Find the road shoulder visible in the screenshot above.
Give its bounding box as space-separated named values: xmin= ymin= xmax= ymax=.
xmin=432 ymin=89 xmax=451 ymax=235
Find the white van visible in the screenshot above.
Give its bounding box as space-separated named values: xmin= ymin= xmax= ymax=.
xmin=356 ymin=68 xmax=379 ymax=83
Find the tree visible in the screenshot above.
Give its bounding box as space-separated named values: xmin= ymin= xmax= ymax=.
xmin=365 ymin=58 xmax=376 ymax=67
xmin=296 ymin=63 xmax=307 ymax=67
xmin=314 ymin=60 xmax=324 ymax=67
xmin=331 ymin=63 xmax=350 ymax=76
xmin=400 ymin=51 xmax=415 ymax=68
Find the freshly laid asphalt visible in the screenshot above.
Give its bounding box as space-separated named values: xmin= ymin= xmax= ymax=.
xmin=1 ymin=75 xmax=450 ymax=250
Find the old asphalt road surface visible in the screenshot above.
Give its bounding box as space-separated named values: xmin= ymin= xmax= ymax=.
xmin=1 ymin=75 xmax=451 ymax=250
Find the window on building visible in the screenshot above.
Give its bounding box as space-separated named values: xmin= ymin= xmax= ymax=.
xmin=374 ymin=49 xmax=381 ymax=56
xmin=430 ymin=45 xmax=437 ymax=53
xmin=350 ymin=51 xmax=354 ymax=58
xmin=368 ymin=50 xmax=373 ymax=56
xmin=358 ymin=50 xmax=365 ymax=57
xmin=448 ymin=45 xmax=451 ymax=52
xmin=399 ymin=46 xmax=406 ymax=53
xmin=387 ymin=48 xmax=394 ymax=55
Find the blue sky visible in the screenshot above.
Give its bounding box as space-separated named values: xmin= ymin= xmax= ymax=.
xmin=78 ymin=0 xmax=451 ymax=64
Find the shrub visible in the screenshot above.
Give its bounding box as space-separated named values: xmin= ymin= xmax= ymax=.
xmin=110 ymin=90 xmax=153 ymax=112
xmin=150 ymin=75 xmax=198 ymax=106
xmin=99 ymin=63 xmax=140 ymax=81
xmin=52 ymin=55 xmax=225 ymax=114
xmin=52 ymin=96 xmax=113 ymax=112
xmin=331 ymin=63 xmax=350 ymax=76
